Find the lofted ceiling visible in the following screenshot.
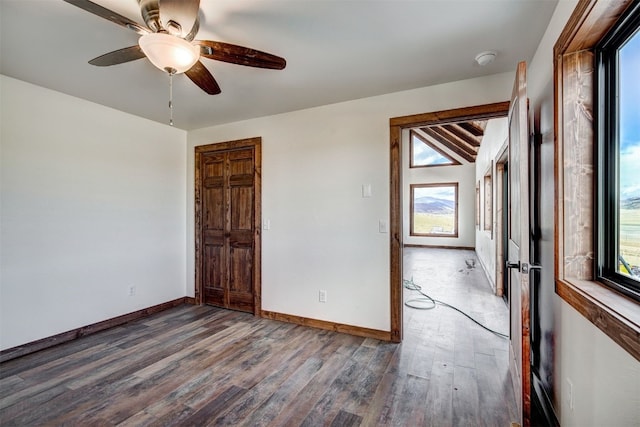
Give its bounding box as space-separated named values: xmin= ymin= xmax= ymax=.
xmin=0 ymin=0 xmax=557 ymax=130
xmin=417 ymin=120 xmax=488 ymax=163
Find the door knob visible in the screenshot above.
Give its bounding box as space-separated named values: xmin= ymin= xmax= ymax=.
xmin=522 ymin=263 xmax=541 ymax=274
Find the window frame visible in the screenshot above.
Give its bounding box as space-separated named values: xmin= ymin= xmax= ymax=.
xmin=409 ymin=130 xmax=460 ymax=168
xmin=483 ymin=163 xmax=493 ymax=236
xmin=409 ymin=182 xmax=459 ymax=238
xmin=555 ymin=0 xmax=640 ymax=362
xmin=596 ymin=1 xmax=640 ymax=301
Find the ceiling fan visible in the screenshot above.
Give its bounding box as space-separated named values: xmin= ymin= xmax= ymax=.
xmin=63 ymin=0 xmax=287 ymax=96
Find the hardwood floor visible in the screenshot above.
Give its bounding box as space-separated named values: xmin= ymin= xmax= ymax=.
xmin=0 ymin=248 xmax=517 ymax=426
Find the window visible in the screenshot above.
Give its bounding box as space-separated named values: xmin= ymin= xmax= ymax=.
xmin=476 ymin=182 xmax=481 ymax=229
xmin=484 ymin=164 xmax=493 ymax=235
xmin=410 ymin=183 xmax=458 ymax=237
xmin=409 ymin=130 xmax=459 ymax=168
xmin=597 ymin=2 xmax=640 ymax=300
xmin=555 ymin=0 xmax=640 ymax=361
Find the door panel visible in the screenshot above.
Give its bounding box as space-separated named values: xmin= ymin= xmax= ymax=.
xmin=507 ymin=61 xmax=531 ymax=426
xmin=196 ymin=139 xmax=260 ymax=314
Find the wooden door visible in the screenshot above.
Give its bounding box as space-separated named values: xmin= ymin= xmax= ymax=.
xmin=195 ymin=138 xmax=261 ymax=315
xmin=506 ymin=61 xmax=531 ymax=426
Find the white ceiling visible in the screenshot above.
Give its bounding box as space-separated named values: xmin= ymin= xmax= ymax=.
xmin=0 ymin=0 xmax=558 ymax=130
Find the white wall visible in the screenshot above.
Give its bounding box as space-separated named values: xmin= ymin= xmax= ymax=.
xmin=402 ymin=129 xmax=477 ymax=247
xmin=474 ymin=117 xmax=508 ymax=289
xmin=0 ymin=75 xmax=187 ymax=350
xmin=187 ymin=73 xmax=513 ymax=332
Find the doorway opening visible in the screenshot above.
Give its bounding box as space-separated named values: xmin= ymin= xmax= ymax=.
xmin=496 ymin=148 xmax=509 ymax=303
xmin=389 ymin=102 xmax=510 ymax=342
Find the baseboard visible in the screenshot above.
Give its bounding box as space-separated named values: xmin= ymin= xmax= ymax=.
xmin=0 ymin=297 xmax=190 ymax=363
xmin=476 ymin=252 xmax=497 ymax=293
xmin=184 ymin=297 xmax=197 ymax=305
xmin=403 ymin=244 xmax=475 ymax=250
xmin=260 ymin=310 xmax=391 ymax=341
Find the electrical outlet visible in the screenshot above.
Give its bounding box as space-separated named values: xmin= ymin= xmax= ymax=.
xmin=319 ymin=290 xmax=327 ymax=303
xmin=128 ymin=285 xmax=136 ymax=297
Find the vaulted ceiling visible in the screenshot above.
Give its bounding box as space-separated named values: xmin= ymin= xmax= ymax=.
xmin=0 ymin=0 xmax=557 ymax=130
xmin=418 ymin=120 xmax=488 ymax=163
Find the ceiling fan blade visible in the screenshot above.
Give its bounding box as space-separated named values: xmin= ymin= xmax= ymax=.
xmin=63 ymin=0 xmax=149 ymax=35
xmin=185 ymin=61 xmax=221 ymax=95
xmin=88 ymin=46 xmax=146 ymax=66
xmin=159 ymin=0 xmax=199 ymax=38
xmin=196 ymin=40 xmax=286 ymax=70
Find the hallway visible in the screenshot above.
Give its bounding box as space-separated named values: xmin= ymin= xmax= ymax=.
xmin=402 ymin=246 xmax=517 ymax=425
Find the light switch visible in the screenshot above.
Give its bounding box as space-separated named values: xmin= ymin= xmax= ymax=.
xmin=379 ymin=220 xmax=388 ymax=233
xmin=362 ymin=184 xmax=372 ymax=198
xmin=263 ymin=219 xmax=271 ymax=230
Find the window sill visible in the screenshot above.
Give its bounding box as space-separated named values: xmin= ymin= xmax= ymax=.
xmin=556 ymin=278 xmax=640 ymax=361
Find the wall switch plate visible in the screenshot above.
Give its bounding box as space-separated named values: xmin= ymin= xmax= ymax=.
xmin=263 ymin=219 xmax=271 ymax=230
xmin=362 ymin=184 xmax=372 ymax=198
xmin=319 ymin=290 xmax=327 ymax=303
xmin=128 ymin=285 xmax=136 ymax=296
xmin=379 ymin=220 xmax=388 ymax=233
xmin=566 ymin=378 xmax=574 ymax=410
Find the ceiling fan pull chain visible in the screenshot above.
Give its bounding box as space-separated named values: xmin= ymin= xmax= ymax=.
xmin=168 ymin=71 xmax=174 ymax=126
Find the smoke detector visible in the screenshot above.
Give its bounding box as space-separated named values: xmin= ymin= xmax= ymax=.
xmin=475 ymin=51 xmax=497 ymax=66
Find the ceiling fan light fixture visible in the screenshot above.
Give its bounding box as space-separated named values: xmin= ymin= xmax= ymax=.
xmin=139 ymin=32 xmax=199 ymax=74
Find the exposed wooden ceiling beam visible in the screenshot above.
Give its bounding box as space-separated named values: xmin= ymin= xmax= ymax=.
xmin=442 ymin=124 xmax=482 ymax=147
xmin=428 ymin=126 xmax=477 ymax=157
xmin=421 ymin=127 xmax=475 ymax=163
xmin=458 ymin=121 xmax=486 ymax=137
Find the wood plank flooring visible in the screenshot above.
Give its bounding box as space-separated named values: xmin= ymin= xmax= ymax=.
xmin=0 ymin=247 xmax=517 ymax=426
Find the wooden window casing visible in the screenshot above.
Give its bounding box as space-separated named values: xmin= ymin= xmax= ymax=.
xmin=409 ymin=130 xmax=460 ymax=168
xmin=410 ymin=182 xmax=459 ymax=238
xmin=484 ymin=163 xmax=493 ymax=236
xmin=554 ymin=0 xmax=639 ymax=361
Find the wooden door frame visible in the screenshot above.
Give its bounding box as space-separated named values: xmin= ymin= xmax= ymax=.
xmin=389 ymin=102 xmax=510 ymax=342
xmin=194 ymin=137 xmax=262 ymax=316
xmin=495 ymin=144 xmax=509 ymax=298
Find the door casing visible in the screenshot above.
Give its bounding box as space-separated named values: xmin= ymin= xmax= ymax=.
xmin=389 ymin=102 xmax=510 ymax=342
xmin=194 ymin=137 xmax=262 ymax=316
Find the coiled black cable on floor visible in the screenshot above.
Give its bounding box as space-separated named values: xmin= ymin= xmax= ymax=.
xmin=403 ymin=277 xmax=509 ymax=339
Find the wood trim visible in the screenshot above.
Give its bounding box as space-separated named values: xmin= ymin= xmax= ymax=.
xmin=409 ymin=182 xmax=459 ymax=238
xmin=0 ymin=298 xmax=189 ymax=363
xmin=554 ymin=0 xmax=640 ymax=361
xmin=389 ymin=102 xmax=509 ymax=345
xmin=495 ymin=159 xmax=507 ymax=298
xmin=483 ymin=162 xmax=493 ymax=236
xmin=390 ymin=101 xmax=511 ymax=128
xmin=554 ymin=0 xmax=634 ymax=55
xmin=421 ymin=127 xmax=476 ymax=163
xmin=557 ymin=279 xmax=640 ymax=361
xmin=184 ymin=297 xmax=197 ymax=305
xmin=260 ymin=310 xmax=392 ymax=341
xmin=194 ymin=137 xmax=262 ymax=315
xmin=390 ymin=124 xmax=402 ymax=343
xmin=409 ymin=130 xmax=461 ymax=168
